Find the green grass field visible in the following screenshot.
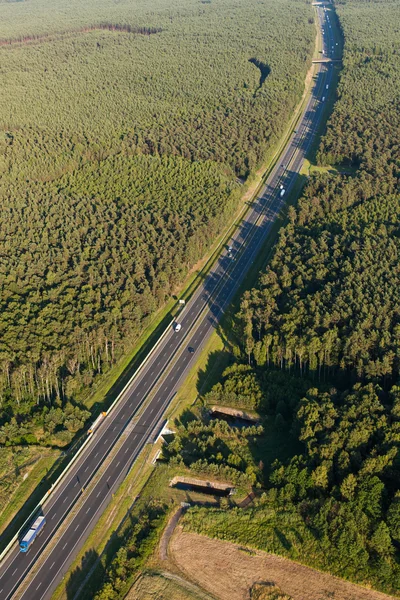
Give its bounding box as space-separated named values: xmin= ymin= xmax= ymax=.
xmin=127 ymin=571 xmax=212 ymax=600
xmin=0 ymin=447 xmax=60 ymax=537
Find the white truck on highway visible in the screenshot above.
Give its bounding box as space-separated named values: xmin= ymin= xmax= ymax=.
xmin=20 ymin=516 xmax=46 ymax=553
xmin=279 ymin=185 xmax=286 ymax=198
xmin=88 ymin=412 xmax=107 ymax=434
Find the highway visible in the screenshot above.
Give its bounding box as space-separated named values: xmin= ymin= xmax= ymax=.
xmin=0 ymin=5 xmax=338 ymax=599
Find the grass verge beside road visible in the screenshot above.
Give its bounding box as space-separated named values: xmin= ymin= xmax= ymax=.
xmin=51 ymin=456 xmax=241 ymax=600
xmin=0 ymin=448 xmax=60 ymax=537
xmin=3 ymin=9 xmax=330 ymax=595
xmin=0 ymin=17 xmax=321 ymax=558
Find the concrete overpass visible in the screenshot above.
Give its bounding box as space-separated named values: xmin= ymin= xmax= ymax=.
xmin=312 ymin=58 xmax=342 ymax=64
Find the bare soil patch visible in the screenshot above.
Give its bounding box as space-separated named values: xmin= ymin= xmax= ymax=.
xmin=170 ymin=529 xmax=395 ymax=600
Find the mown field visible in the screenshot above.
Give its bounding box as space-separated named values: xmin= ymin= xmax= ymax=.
xmin=170 ymin=530 xmax=395 ymax=600
xmin=127 ymin=571 xmax=212 ymax=600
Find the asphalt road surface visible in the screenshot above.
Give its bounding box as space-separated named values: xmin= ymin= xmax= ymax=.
xmin=0 ymin=5 xmax=338 ymax=599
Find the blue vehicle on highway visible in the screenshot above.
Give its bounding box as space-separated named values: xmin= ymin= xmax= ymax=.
xmin=19 ymin=516 xmax=46 ymax=553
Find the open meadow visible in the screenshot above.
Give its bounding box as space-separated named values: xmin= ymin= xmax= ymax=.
xmin=170 ymin=530 xmax=396 ymax=600
xmin=127 ymin=571 xmax=213 ymax=600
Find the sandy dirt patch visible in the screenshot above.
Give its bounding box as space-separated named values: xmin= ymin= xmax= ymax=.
xmin=170 ymin=529 xmax=396 ymax=600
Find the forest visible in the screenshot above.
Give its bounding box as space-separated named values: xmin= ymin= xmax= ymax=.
xmin=0 ymin=0 xmax=316 ymax=444
xmin=237 ymin=0 xmax=400 ymax=382
xmin=184 ymin=381 xmax=400 ymax=593
xmin=174 ymin=0 xmax=400 ymax=594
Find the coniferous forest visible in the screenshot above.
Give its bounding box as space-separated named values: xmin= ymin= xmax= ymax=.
xmin=3 ymin=0 xmax=400 ymax=593
xmin=180 ymin=0 xmax=400 ymax=594
xmin=0 ymin=0 xmax=315 ymax=446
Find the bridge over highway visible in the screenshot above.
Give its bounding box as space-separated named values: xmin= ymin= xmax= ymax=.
xmin=0 ymin=4 xmax=339 ymax=599
xmin=313 ymin=58 xmax=341 ymax=63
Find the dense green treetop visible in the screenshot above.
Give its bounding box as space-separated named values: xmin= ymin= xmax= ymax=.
xmin=175 ymin=0 xmax=400 ymax=594
xmin=318 ymin=0 xmax=400 ymax=176
xmin=0 ymin=0 xmax=315 ymax=443
xmin=1 ymin=0 xmax=314 ymax=181
xmin=239 ymin=0 xmax=400 ymax=382
xmin=240 ymin=179 xmax=400 ymax=380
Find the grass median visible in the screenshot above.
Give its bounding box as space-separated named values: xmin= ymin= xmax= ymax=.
xmin=3 ymin=9 xmax=331 ymax=594
xmin=0 ymin=16 xmax=322 ymax=560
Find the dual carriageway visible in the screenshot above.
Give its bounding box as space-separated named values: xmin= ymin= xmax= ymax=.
xmin=0 ymin=5 xmax=339 ymax=598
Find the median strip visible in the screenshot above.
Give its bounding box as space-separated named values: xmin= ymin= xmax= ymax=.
xmin=0 ymin=8 xmax=330 ymax=595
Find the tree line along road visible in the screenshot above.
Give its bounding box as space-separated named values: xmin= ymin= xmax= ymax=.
xmin=0 ymin=5 xmax=338 ymax=599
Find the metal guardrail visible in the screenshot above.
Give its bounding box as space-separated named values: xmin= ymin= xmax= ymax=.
xmin=0 ymin=4 xmax=329 ymax=569
xmin=0 ymin=316 xmax=175 ymax=567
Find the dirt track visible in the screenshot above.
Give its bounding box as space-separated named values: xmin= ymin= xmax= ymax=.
xmin=170 ymin=529 xmax=396 ymax=600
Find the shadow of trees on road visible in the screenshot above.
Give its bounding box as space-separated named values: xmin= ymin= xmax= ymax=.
xmin=66 ymin=548 xmax=104 ymax=600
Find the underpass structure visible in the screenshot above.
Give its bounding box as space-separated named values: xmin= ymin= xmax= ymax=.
xmin=0 ymin=4 xmax=339 ymax=598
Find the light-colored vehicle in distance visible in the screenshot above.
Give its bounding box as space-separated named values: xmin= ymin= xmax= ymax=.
xmin=326 ymin=84 xmax=329 ymax=89
xmin=322 ymin=96 xmax=326 ymax=102
xmin=279 ymin=185 xmax=286 ymax=198
xmin=173 ymin=323 xmax=182 ymax=332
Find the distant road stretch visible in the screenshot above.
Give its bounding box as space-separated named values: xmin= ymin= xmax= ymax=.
xmin=0 ymin=6 xmax=337 ymax=599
